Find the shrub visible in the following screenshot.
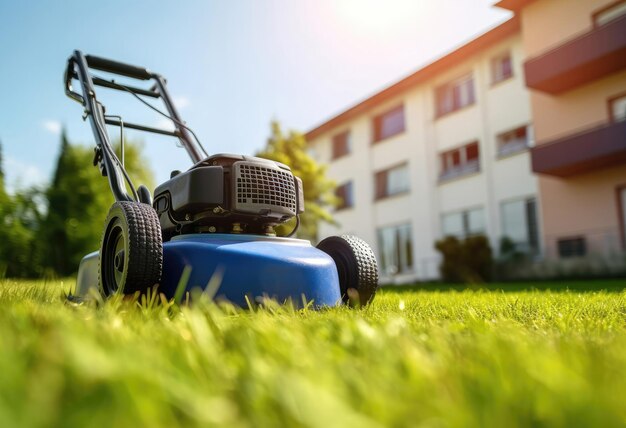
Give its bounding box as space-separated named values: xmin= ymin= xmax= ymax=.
xmin=494 ymin=236 xmax=532 ymax=280
xmin=435 ymin=235 xmax=493 ymax=283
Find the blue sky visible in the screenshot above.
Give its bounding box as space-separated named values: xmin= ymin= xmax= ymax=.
xmin=0 ymin=0 xmax=510 ymax=192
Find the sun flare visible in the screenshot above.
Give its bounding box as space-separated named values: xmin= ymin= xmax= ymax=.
xmin=333 ymin=0 xmax=426 ymax=37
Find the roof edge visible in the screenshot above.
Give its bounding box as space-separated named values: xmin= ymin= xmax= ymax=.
xmin=305 ymin=16 xmax=520 ymax=142
xmin=495 ymin=0 xmax=536 ymax=12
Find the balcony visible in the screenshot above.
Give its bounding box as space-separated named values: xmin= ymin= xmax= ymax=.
xmin=531 ymin=120 xmax=626 ymax=177
xmin=438 ymin=159 xmax=480 ymax=183
xmin=524 ymin=15 xmax=626 ymax=94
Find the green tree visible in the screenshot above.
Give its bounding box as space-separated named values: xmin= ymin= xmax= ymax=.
xmin=0 ymin=138 xmax=4 ymax=185
xmin=256 ymin=121 xmax=336 ymax=241
xmin=0 ymin=188 xmax=45 ymax=278
xmin=0 ymin=139 xmax=46 ymax=277
xmin=0 ymin=139 xmax=10 ymax=276
xmin=42 ymin=131 xmax=154 ymax=276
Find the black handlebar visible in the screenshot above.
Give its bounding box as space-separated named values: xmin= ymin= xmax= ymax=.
xmin=85 ymin=54 xmax=152 ymax=80
xmin=64 ymin=49 xmax=206 ymax=203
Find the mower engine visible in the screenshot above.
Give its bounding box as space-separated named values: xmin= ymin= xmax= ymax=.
xmin=154 ymin=154 xmax=304 ymax=238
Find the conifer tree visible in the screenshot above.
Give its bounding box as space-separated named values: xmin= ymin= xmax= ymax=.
xmin=42 ymin=129 xmax=154 ymax=276
xmin=42 ymin=129 xmax=73 ymax=274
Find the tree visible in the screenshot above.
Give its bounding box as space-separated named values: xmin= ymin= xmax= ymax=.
xmin=41 ymin=131 xmax=154 ymax=276
xmin=0 ymin=139 xmax=46 ymax=277
xmin=0 ymin=138 xmax=4 ymax=186
xmin=0 ymin=138 xmax=8 ymax=208
xmin=256 ymin=121 xmax=337 ymax=241
xmin=0 ymin=188 xmax=45 ymax=278
xmin=0 ymin=139 xmax=11 ymax=276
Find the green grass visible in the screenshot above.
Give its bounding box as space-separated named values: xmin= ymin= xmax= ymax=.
xmin=0 ymin=279 xmax=625 ymax=427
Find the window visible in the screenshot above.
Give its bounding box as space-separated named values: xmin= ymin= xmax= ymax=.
xmin=610 ymin=94 xmax=626 ymax=122
xmin=620 ymin=187 xmax=626 ymax=248
xmin=501 ymin=197 xmax=539 ymax=254
xmin=331 ymin=131 xmax=351 ymax=160
xmin=441 ymin=208 xmax=485 ymax=238
xmin=435 ymin=74 xmax=475 ymax=117
xmin=558 ymin=237 xmax=587 ymax=258
xmin=491 ymin=52 xmax=513 ymax=84
xmin=439 ymin=141 xmax=480 ymax=181
xmin=373 ymin=105 xmax=405 ymax=142
xmin=378 ymin=224 xmax=413 ymax=275
xmin=594 ymin=1 xmax=626 ymax=27
xmin=497 ymin=125 xmax=530 ymax=157
xmin=335 ymin=181 xmax=354 ymax=211
xmin=375 ymin=163 xmax=410 ymax=200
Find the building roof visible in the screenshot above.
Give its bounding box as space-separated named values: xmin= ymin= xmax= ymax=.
xmin=305 ymin=16 xmax=520 ymax=141
xmin=495 ymin=0 xmax=536 ymax=12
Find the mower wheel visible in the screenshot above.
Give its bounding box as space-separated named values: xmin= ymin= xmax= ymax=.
xmin=99 ymin=201 xmax=163 ymax=296
xmin=317 ymin=235 xmax=379 ymax=307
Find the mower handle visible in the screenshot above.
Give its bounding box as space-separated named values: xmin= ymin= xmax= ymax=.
xmin=85 ymin=54 xmax=153 ymax=81
xmin=64 ymin=50 xmax=207 ymax=203
xmin=64 ymin=57 xmax=84 ymax=105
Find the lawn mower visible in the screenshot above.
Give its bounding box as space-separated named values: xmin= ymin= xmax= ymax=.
xmin=65 ymin=50 xmax=379 ymax=307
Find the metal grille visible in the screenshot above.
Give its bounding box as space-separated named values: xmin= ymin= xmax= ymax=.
xmin=235 ymin=162 xmax=296 ymax=215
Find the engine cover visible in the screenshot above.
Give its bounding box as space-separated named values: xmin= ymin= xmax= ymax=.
xmin=233 ymin=161 xmax=298 ymax=217
xmin=153 ymin=153 xmax=304 ymax=237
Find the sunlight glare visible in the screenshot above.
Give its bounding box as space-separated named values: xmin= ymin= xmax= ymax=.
xmin=334 ymin=0 xmax=426 ymax=38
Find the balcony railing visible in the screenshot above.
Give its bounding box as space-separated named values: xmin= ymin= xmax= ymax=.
xmin=524 ymin=15 xmax=626 ymax=94
xmin=531 ymin=120 xmax=626 ymax=177
xmin=438 ymin=160 xmax=480 ymax=183
xmin=498 ymin=138 xmax=528 ymax=157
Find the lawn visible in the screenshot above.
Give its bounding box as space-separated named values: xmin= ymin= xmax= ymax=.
xmin=0 ymin=279 xmax=624 ymax=427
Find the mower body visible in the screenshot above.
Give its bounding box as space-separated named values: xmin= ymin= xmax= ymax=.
xmin=76 ymin=234 xmax=342 ymax=307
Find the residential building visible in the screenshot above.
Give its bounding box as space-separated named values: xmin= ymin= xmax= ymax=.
xmin=306 ymin=17 xmax=540 ymax=282
xmin=497 ymin=0 xmax=626 ymax=263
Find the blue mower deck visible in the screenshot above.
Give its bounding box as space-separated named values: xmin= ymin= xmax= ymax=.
xmin=76 ymin=234 xmax=342 ymax=307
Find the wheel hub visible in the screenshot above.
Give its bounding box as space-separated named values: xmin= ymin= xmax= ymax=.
xmin=102 ymin=219 xmax=126 ymax=295
xmin=114 ymin=250 xmax=125 ymax=272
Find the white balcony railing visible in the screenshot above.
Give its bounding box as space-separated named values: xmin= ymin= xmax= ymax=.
xmin=439 ymin=160 xmax=480 ymax=182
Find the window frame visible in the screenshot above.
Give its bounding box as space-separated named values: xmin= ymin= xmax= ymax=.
xmin=439 ymin=141 xmax=481 ymax=182
xmin=441 ymin=207 xmax=486 ymax=239
xmin=435 ymin=74 xmax=476 ymax=118
xmin=377 ymin=223 xmax=414 ymax=276
xmin=557 ymin=236 xmax=587 ymax=258
xmin=490 ymin=51 xmax=513 ymax=85
xmin=496 ymin=125 xmax=531 ymax=158
xmin=500 ymin=196 xmax=540 ymax=255
xmin=608 ymin=92 xmax=626 ymax=123
xmin=331 ymin=130 xmax=351 ymax=160
xmin=617 ymin=185 xmax=626 ymax=250
xmin=374 ymin=162 xmax=410 ymax=201
xmin=334 ymin=181 xmax=354 ymax=211
xmin=372 ymin=104 xmax=406 ymax=143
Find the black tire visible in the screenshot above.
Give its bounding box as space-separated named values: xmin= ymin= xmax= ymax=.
xmin=317 ymin=235 xmax=379 ymax=307
xmin=99 ymin=201 xmax=163 ymax=296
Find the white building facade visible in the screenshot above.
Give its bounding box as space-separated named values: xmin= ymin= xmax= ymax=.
xmin=306 ymin=18 xmax=541 ymax=283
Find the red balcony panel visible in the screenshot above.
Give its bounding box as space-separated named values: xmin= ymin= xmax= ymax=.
xmin=531 ymin=120 xmax=626 ymax=177
xmin=524 ymin=16 xmax=626 ymax=94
